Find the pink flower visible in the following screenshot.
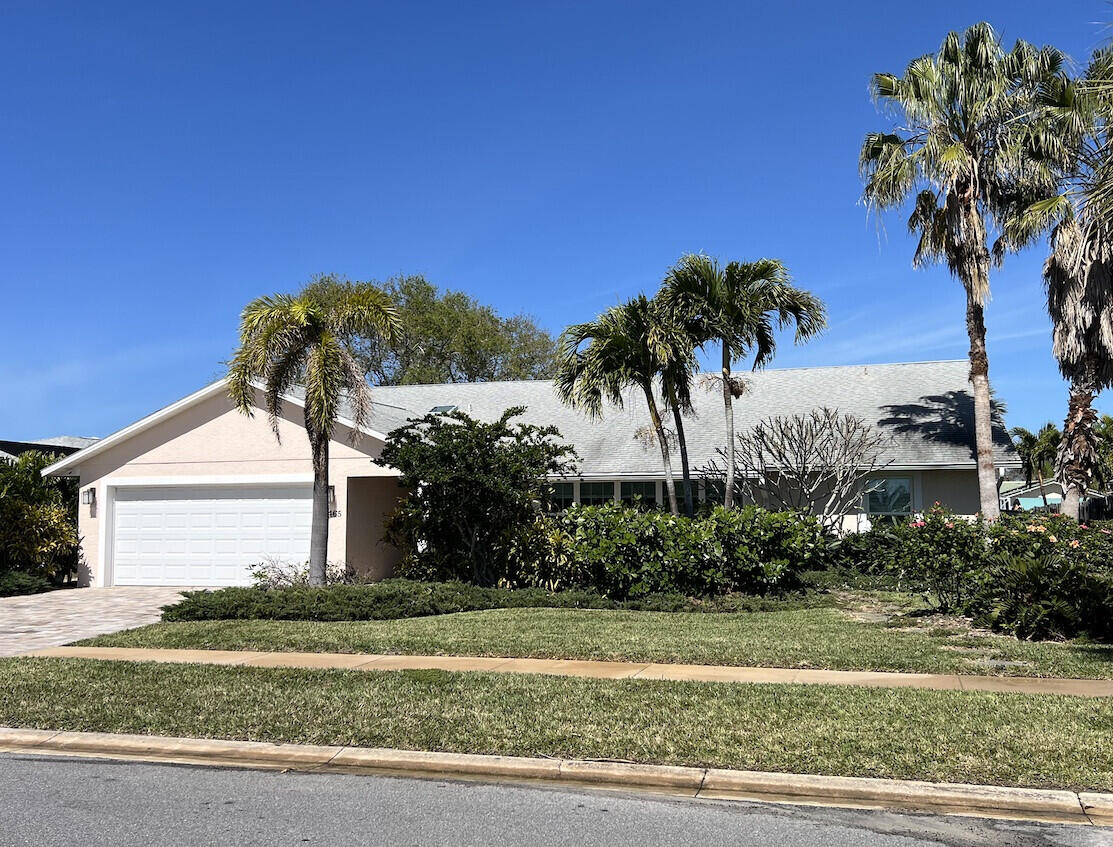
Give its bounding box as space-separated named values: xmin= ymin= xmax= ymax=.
xmin=1081 ymin=524 xmax=1089 ymax=530
xmin=1048 ymin=535 xmax=1057 ymax=543
xmin=1070 ymin=539 xmax=1081 ymax=548
xmin=1102 ymin=529 xmax=1112 ymax=535
xmin=945 ymin=522 xmax=954 ymax=528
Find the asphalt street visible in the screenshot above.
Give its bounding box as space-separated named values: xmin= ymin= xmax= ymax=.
xmin=0 ymin=754 xmax=1107 ymax=846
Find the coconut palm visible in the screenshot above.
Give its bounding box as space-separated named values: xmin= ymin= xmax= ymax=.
xmin=1006 ymin=50 xmax=1113 ymax=520
xmin=860 ymin=22 xmax=1067 ymax=520
xmin=228 ymin=275 xmax=401 ymax=584
xmin=556 ymin=295 xmax=694 ymax=516
xmin=660 ymin=255 xmax=826 ymax=508
xmin=1010 ymin=423 xmax=1060 ymax=511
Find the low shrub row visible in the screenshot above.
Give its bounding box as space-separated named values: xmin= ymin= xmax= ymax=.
xmin=399 ymin=503 xmax=829 ymax=600
xmin=0 ymin=570 xmax=53 ymax=598
xmin=162 ymin=578 xmax=833 ymax=622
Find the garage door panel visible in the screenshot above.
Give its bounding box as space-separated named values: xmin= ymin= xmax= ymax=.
xmin=111 ymin=484 xmax=313 ymax=586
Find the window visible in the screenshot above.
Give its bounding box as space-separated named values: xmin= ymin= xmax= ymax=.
xmin=700 ymin=480 xmax=743 ymax=507
xmin=429 ymin=404 xmax=458 ymax=414
xmin=579 ymin=481 xmax=614 ymax=506
xmin=866 ymin=477 xmax=912 ymax=516
xmin=621 ymin=481 xmax=657 ymax=509
xmin=547 ymin=482 xmax=575 ymax=512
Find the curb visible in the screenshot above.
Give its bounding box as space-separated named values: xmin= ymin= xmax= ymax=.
xmin=0 ymin=727 xmax=1106 ymax=826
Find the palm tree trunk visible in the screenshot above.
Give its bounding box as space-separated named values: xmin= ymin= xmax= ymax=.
xmin=667 ymin=388 xmax=695 ymax=517
xmin=721 ymin=342 xmax=735 ymax=509
xmin=965 ymin=294 xmax=1000 ymax=520
xmin=1059 ymin=378 xmax=1099 ymax=522
xmin=1036 ymin=468 xmax=1049 ymax=512
xmin=643 ymin=384 xmax=679 ymax=516
xmin=308 ymin=430 xmax=330 ymax=585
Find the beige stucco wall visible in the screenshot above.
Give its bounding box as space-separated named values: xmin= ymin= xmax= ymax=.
xmin=919 ymin=469 xmax=981 ymax=516
xmin=70 ymin=387 xmax=401 ymax=586
xmin=345 ymin=476 xmax=405 ymax=580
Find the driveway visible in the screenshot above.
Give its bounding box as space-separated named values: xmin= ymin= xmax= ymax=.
xmin=0 ymin=587 xmax=189 ymax=657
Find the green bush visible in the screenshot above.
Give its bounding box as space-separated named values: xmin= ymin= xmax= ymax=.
xmin=968 ymin=553 xmax=1102 ymax=641
xmin=0 ymin=451 xmax=80 ymax=579
xmin=827 ymin=506 xmax=1113 ymax=640
xmin=0 ymin=570 xmax=53 ymax=597
xmin=381 ymin=407 xmax=577 ymax=586
xmin=161 ymin=578 xmax=832 ymax=622
xmin=520 ymin=504 xmax=828 ymax=599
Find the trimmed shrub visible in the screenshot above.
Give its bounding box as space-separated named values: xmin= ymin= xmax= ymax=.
xmin=160 ymin=578 xmax=833 ymax=622
xmin=0 ymin=451 xmax=79 ymax=580
xmin=519 ymin=504 xmax=828 ymax=599
xmin=0 ymin=570 xmax=53 ymax=597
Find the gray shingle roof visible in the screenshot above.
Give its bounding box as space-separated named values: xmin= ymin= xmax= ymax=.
xmin=357 ymin=360 xmax=1018 ymax=476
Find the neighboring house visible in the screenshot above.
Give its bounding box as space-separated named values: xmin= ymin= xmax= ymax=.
xmin=0 ymin=436 xmax=99 ymax=463
xmin=43 ymin=360 xmax=1019 ymax=588
xmin=1000 ymin=480 xmax=1107 ymax=517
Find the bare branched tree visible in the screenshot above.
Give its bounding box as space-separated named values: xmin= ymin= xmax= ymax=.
xmin=701 ymin=408 xmax=891 ymax=531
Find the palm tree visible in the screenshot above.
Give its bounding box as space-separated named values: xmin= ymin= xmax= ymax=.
xmin=228 ymin=275 xmax=400 ymax=584
xmin=655 ymin=307 xmax=698 ymax=516
xmin=556 ymin=295 xmax=693 ymax=516
xmin=1007 ymin=49 xmax=1113 ymax=520
xmin=1010 ymin=423 xmax=1060 ymax=511
xmin=660 ymin=255 xmax=826 ymax=508
xmin=860 ymin=22 xmax=1067 ymax=520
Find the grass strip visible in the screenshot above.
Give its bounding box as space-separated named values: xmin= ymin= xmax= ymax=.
xmin=1 ymin=657 xmax=1112 ymax=791
xmin=83 ymin=607 xmax=1113 ymax=679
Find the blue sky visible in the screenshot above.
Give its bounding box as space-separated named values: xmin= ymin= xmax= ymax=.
xmin=2 ymin=1 xmax=1109 ymax=439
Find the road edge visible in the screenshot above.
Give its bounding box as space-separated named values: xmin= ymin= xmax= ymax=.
xmin=0 ymin=726 xmax=1106 ymax=826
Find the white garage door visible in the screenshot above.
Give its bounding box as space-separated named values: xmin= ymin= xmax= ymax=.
xmin=111 ymin=484 xmax=313 ymax=586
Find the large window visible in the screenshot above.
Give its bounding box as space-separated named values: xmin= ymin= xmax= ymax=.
xmin=866 ymin=477 xmax=912 ymax=517
xmin=621 ymin=481 xmax=657 ymax=509
xmin=579 ymin=481 xmax=615 ymax=506
xmin=547 ymin=482 xmax=575 ymax=512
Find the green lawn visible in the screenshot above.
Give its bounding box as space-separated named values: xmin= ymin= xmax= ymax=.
xmin=2 ymin=657 xmax=1112 ymax=790
xmin=82 ymin=605 xmax=1113 ymax=679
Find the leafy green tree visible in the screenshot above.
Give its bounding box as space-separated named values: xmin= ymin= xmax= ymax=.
xmin=660 ymin=255 xmax=825 ymax=508
xmin=228 ymin=275 xmax=401 ymax=584
xmin=860 ymin=22 xmax=1067 ymax=520
xmin=556 ymin=295 xmax=694 ymax=516
xmin=0 ymin=451 xmax=79 ymax=580
xmin=356 ymin=275 xmax=557 ymax=385
xmin=1006 ymin=49 xmax=1113 ymax=520
xmin=378 ymin=407 xmax=577 ymax=586
xmin=1010 ymin=423 xmax=1060 ymax=511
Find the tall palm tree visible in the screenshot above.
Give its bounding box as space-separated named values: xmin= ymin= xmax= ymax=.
xmin=860 ymin=22 xmax=1067 ymax=520
xmin=660 ymin=255 xmax=826 ymax=508
xmin=556 ymin=295 xmax=693 ymax=516
xmin=228 ymin=275 xmax=400 ymax=584
xmin=1010 ymin=423 xmax=1060 ymax=511
xmin=1007 ymin=49 xmax=1113 ymax=520
xmin=654 ymin=306 xmax=698 ymax=516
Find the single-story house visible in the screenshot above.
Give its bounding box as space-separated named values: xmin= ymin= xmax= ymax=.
xmin=0 ymin=435 xmax=99 ymax=463
xmin=1000 ymin=480 xmax=1108 ymax=517
xmin=43 ymin=359 xmax=1019 ymax=587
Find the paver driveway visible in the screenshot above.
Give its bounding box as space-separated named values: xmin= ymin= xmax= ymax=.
xmin=0 ymin=587 xmax=189 ymax=657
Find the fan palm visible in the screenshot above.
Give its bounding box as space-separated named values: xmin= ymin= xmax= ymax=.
xmin=556 ymin=295 xmax=694 ymax=516
xmin=660 ymin=255 xmax=826 ymax=508
xmin=1010 ymin=423 xmax=1060 ymax=511
xmin=860 ymin=22 xmax=1067 ymax=520
xmin=1006 ymin=50 xmax=1113 ymax=520
xmin=228 ymin=275 xmax=401 ymax=584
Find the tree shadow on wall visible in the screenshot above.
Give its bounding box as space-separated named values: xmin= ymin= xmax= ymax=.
xmin=879 ymin=390 xmax=1012 ymax=459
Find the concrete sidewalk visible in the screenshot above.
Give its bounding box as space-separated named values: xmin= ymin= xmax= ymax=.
xmin=21 ymin=645 xmax=1113 ymax=697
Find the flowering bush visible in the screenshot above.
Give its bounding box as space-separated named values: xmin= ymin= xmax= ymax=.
xmin=835 ymin=505 xmax=1113 ymax=639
